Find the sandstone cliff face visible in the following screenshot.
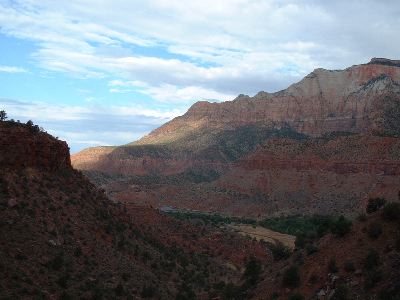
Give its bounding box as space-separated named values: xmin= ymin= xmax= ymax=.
xmin=0 ymin=122 xmax=71 ymax=171
xmin=137 ymin=58 xmax=400 ymax=145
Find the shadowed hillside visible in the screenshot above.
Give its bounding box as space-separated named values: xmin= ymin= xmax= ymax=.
xmin=0 ymin=120 xmax=270 ymax=299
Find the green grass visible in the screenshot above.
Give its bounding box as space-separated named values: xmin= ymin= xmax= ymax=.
xmin=258 ymin=215 xmax=335 ymax=238
xmin=164 ymin=211 xmax=256 ymax=226
xmin=166 ymin=211 xmax=336 ymax=239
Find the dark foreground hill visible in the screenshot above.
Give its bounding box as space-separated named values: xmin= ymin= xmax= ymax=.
xmin=1 ymin=120 xmax=400 ymax=300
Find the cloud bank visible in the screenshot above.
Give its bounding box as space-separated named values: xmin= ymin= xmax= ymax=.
xmin=1 ymin=98 xmax=182 ymax=153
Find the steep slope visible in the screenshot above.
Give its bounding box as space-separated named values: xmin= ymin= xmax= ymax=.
xmin=0 ymin=121 xmax=270 ymax=299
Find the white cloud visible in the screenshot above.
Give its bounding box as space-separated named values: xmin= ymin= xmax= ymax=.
xmin=108 ymin=79 xmax=235 ymax=103
xmin=0 ymin=65 xmax=27 ymax=73
xmin=137 ymin=84 xmax=235 ymax=103
xmin=2 ymin=0 xmax=399 ymax=100
xmin=0 ymin=98 xmax=182 ymax=152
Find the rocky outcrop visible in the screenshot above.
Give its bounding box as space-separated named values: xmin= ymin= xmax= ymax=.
xmin=368 ymin=57 xmax=400 ymax=67
xmin=0 ymin=122 xmax=71 ymax=171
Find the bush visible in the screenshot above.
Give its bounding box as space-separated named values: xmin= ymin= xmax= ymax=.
xmin=382 ymin=202 xmax=400 ymax=221
xmin=47 ymin=253 xmax=64 ymax=271
xmin=57 ymin=273 xmax=70 ymax=289
xmin=357 ymin=214 xmax=367 ymax=222
xmin=295 ymin=234 xmax=306 ymax=248
xmin=364 ymin=249 xmax=380 ymax=271
xmin=331 ymin=216 xmax=352 ymax=237
xmin=115 ymin=283 xmax=124 ymax=296
xmin=176 ymin=283 xmax=196 ymax=300
xmin=331 ymin=285 xmax=349 ymax=300
xmin=306 ymin=243 xmax=318 ymax=255
xmin=242 ymin=257 xmax=262 ymax=285
xmin=308 ymin=273 xmax=319 ymax=284
xmin=271 ymin=292 xmax=279 ymax=299
xmin=282 ymin=266 xmax=300 ymax=288
xmin=141 ymin=286 xmax=156 ymax=298
xmin=367 ymin=223 xmax=383 ymax=240
xmin=364 ymin=269 xmax=382 ymax=290
xmin=344 ymin=261 xmax=355 ymax=273
xmin=221 ymin=282 xmax=241 ymax=300
xmin=270 ymin=242 xmax=292 ymax=261
xmin=74 ymin=247 xmax=82 ymax=257
xmin=378 ymin=285 xmax=400 ymax=300
xmin=366 ymin=198 xmax=386 ymax=214
xmin=60 ymin=291 xmax=72 ymax=300
xmin=288 ymin=293 xmax=304 ymax=300
xmin=328 ymin=258 xmax=338 ymax=273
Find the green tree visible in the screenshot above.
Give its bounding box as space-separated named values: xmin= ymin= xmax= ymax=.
xmin=331 ymin=285 xmax=349 ymax=300
xmin=282 ymin=266 xmax=300 ymax=288
xmin=364 ymin=249 xmax=380 ymax=271
xmin=270 ymin=241 xmax=292 ymax=261
xmin=0 ymin=110 xmax=7 ymax=121
xmin=382 ymin=202 xmax=400 ymax=221
xmin=366 ymin=198 xmax=386 ymax=214
xmin=331 ymin=216 xmax=352 ymax=237
xmin=288 ymin=293 xmax=304 ymax=300
xmin=328 ymin=258 xmax=338 ymax=273
xmin=242 ymin=257 xmax=262 ymax=285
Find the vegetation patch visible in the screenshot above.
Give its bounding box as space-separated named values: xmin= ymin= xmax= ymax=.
xmin=366 ymin=198 xmax=386 ymax=214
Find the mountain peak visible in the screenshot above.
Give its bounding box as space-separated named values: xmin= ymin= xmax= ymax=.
xmin=368 ymin=57 xmax=400 ymax=67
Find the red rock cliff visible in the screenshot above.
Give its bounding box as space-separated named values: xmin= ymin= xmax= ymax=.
xmin=0 ymin=122 xmax=71 ymax=171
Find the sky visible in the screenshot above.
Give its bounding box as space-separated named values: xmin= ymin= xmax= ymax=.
xmin=0 ymin=0 xmax=399 ymax=153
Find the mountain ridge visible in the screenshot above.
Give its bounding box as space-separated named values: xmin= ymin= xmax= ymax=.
xmin=71 ymin=58 xmax=400 ymax=218
xmin=134 ymin=57 xmax=400 ymax=146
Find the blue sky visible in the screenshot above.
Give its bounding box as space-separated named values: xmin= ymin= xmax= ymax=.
xmin=1 ymin=0 xmax=399 ymax=153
